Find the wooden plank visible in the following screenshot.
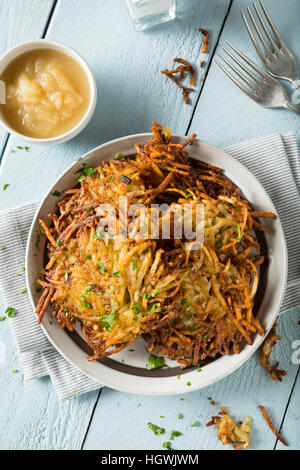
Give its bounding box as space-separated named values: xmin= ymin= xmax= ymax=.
xmin=83 ymin=310 xmax=300 ymax=450
xmin=0 ymin=290 xmax=100 ymax=450
xmin=0 ymin=0 xmax=231 ymax=211
xmin=187 ymin=0 xmax=300 ymax=449
xmin=188 ymin=0 xmax=300 ymax=147
xmin=276 ymin=316 xmax=300 ymax=450
xmin=0 ymin=0 xmax=55 ymax=156
xmin=0 ymin=0 xmax=230 ymax=450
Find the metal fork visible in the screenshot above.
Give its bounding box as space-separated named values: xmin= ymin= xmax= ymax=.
xmin=215 ymin=42 xmax=300 ymax=115
xmin=242 ymin=0 xmax=300 ymax=91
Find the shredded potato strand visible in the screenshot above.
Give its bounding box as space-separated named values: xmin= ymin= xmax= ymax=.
xmin=36 ymin=123 xmax=274 ymax=364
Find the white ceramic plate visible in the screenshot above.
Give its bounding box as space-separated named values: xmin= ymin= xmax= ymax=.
xmin=26 ymin=134 xmax=288 ymax=395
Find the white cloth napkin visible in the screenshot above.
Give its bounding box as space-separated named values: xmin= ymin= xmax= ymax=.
xmin=0 ymin=132 xmax=299 ymax=399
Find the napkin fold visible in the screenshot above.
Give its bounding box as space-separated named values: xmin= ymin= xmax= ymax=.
xmin=0 ymin=132 xmax=299 ymax=399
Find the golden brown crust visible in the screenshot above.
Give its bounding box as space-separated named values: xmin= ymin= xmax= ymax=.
xmin=35 ymin=122 xmax=274 ymax=364
xmin=260 ymin=322 xmax=287 ymax=381
xmin=206 ymin=407 xmax=252 ymax=450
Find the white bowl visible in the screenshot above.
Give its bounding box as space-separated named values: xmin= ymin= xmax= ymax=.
xmin=26 ymin=134 xmax=288 ymax=395
xmin=0 ymin=39 xmax=97 ymax=145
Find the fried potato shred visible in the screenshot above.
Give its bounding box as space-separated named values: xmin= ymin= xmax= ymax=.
xmin=260 ymin=322 xmax=287 ymax=381
xmin=258 ymin=405 xmax=288 ymax=446
xmin=206 ymin=407 xmax=252 ymax=450
xmin=35 ymin=122 xmax=274 ymax=364
xmin=161 ymin=58 xmax=196 ymax=104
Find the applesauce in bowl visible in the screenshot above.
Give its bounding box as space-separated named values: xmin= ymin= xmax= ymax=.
xmin=0 ymin=40 xmax=97 ymax=144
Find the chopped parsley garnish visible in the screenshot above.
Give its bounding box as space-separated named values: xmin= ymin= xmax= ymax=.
xmin=35 ymin=234 xmax=40 ymax=249
xmin=65 ymin=271 xmax=69 ymax=281
xmin=186 ymin=381 xmax=191 ymax=386
xmin=215 ymin=241 xmax=222 ymax=249
xmin=3 ymin=184 xmax=9 ymax=191
xmin=75 ymin=165 xmax=97 ymax=182
xmin=51 ymin=191 xmax=61 ymax=197
xmin=0 ymin=316 xmax=5 ymax=321
xmin=142 ymin=247 xmax=149 ymax=255
xmin=191 ymin=421 xmax=200 ymax=427
xmin=170 ymin=430 xmax=182 ymax=440
xmin=181 ymin=298 xmax=188 ymax=305
xmin=144 ymin=288 xmax=158 ymax=299
xmin=109 ymin=176 xmax=114 ymax=182
xmin=114 ymin=153 xmax=121 ymax=159
xmin=56 ymin=240 xmax=61 ymax=246
xmin=80 ymin=295 xmax=91 ymax=309
xmin=0 ymin=246 xmax=3 ymax=251
xmin=237 ymin=223 xmax=244 ymax=242
xmin=94 ymin=229 xmax=109 ymax=245
xmin=185 ymin=193 xmax=192 ymax=199
xmin=148 ymin=304 xmax=157 ymax=313
xmin=86 ymin=207 xmax=94 ymax=214
xmin=100 ymin=310 xmax=115 ymax=332
xmin=132 ymin=257 xmax=137 ymax=270
xmin=5 ymin=307 xmax=16 ymax=318
xmin=178 ymin=413 xmax=183 ymax=419
xmin=11 ymin=369 xmax=18 ymax=373
xmin=133 ymin=304 xmax=141 ymax=315
xmin=85 ymin=254 xmax=92 ymax=260
xmin=113 ymin=271 xmax=121 ymax=277
xmin=148 ymin=422 xmax=165 ymax=436
xmin=19 ymin=288 xmax=26 ymax=294
xmin=146 ymin=354 xmax=166 ymax=371
xmin=177 ymin=374 xmax=180 ymax=380
xmin=97 ymin=262 xmax=107 ymax=273
xmin=85 ymin=284 xmax=93 ymax=293
xmin=163 ymin=441 xmax=172 ymax=450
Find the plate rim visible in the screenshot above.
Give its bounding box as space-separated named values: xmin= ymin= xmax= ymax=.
xmin=25 ymin=133 xmax=288 ymax=395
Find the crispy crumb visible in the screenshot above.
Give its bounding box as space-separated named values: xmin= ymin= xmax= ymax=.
xmin=206 ymin=407 xmax=252 ymax=450
xmin=260 ymin=322 xmax=287 ymax=381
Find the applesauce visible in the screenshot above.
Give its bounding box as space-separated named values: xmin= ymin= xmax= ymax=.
xmin=0 ymin=49 xmax=90 ymax=139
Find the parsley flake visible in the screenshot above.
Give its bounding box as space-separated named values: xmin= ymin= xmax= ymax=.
xmin=148 ymin=422 xmax=165 ymax=436
xmin=100 ymin=310 xmax=115 ymax=332
xmin=146 ymin=354 xmax=166 ymax=371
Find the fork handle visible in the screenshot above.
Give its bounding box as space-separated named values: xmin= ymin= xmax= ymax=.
xmin=285 ymin=101 xmax=300 ymax=115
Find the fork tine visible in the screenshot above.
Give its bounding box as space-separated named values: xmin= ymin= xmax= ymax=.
xmin=252 ymin=1 xmax=279 ymax=52
xmin=227 ymin=41 xmax=270 ymax=80
xmin=215 ymin=60 xmax=258 ymax=101
xmin=241 ymin=10 xmax=266 ymax=63
xmin=223 ymin=47 xmax=264 ymax=85
xmin=259 ymin=0 xmax=290 ymax=51
xmin=218 ymin=52 xmax=259 ymax=91
xmin=246 ymin=5 xmax=272 ymax=56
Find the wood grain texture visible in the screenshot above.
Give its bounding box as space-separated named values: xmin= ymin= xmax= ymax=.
xmin=188 ymin=0 xmax=300 ymax=147
xmin=0 ymin=0 xmax=299 ymax=450
xmin=82 ymin=309 xmax=300 ymax=450
xmin=0 ymin=0 xmax=55 ymax=156
xmin=0 ymin=293 xmax=99 ymax=450
xmin=0 ymin=0 xmax=231 ymax=451
xmin=0 ymin=0 xmax=230 ymax=211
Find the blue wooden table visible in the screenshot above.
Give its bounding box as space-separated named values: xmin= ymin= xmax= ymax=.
xmin=0 ymin=0 xmax=299 ymax=450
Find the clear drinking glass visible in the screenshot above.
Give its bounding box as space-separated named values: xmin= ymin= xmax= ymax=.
xmin=125 ymin=0 xmax=176 ymax=31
